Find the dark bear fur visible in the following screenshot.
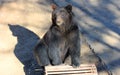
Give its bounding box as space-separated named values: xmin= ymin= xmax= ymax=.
xmin=34 ymin=4 xmax=80 ymax=67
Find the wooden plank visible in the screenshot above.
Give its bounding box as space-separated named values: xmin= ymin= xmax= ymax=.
xmin=45 ymin=64 xmax=98 ymax=75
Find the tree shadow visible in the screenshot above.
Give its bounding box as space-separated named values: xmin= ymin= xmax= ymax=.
xmin=8 ymin=24 xmax=44 ymax=75
xmin=0 ymin=0 xmax=17 ymax=7
xmin=64 ymin=0 xmax=120 ymax=52
xmin=67 ymin=0 xmax=120 ymax=35
xmin=94 ymin=49 xmax=120 ymax=75
xmin=107 ymin=58 xmax=120 ymax=71
xmin=65 ymin=0 xmax=120 ymax=74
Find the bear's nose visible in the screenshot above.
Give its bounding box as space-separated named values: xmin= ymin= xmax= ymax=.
xmin=56 ymin=17 xmax=61 ymax=23
xmin=57 ymin=20 xmax=60 ymax=23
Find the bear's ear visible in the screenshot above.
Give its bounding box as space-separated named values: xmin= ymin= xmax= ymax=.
xmin=65 ymin=4 xmax=72 ymax=12
xmin=51 ymin=4 xmax=57 ymax=10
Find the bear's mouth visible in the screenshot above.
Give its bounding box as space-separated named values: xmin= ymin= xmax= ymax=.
xmin=56 ymin=19 xmax=64 ymax=25
xmin=57 ymin=21 xmax=60 ymax=23
xmin=56 ymin=21 xmax=63 ymax=25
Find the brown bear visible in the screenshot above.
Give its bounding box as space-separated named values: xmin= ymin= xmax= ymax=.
xmin=34 ymin=4 xmax=80 ymax=67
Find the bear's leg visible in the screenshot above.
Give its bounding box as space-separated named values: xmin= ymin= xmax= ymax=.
xmin=48 ymin=47 xmax=62 ymax=65
xmin=34 ymin=41 xmax=50 ymax=66
xmin=70 ymin=46 xmax=80 ymax=67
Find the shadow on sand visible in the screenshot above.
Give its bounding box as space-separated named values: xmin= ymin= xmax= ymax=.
xmin=9 ymin=24 xmax=44 ymax=75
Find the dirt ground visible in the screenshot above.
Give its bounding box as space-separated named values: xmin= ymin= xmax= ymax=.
xmin=0 ymin=0 xmax=120 ymax=75
xmin=0 ymin=0 xmax=52 ymax=75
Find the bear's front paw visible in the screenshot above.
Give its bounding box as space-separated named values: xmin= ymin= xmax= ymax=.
xmin=72 ymin=62 xmax=80 ymax=68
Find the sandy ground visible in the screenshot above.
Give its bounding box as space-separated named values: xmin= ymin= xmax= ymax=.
xmin=0 ymin=0 xmax=52 ymax=75
xmin=0 ymin=0 xmax=120 ymax=75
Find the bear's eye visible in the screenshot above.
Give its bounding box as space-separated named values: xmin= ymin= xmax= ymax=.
xmin=61 ymin=14 xmax=66 ymax=17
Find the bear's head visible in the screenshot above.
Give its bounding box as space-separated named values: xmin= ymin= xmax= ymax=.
xmin=51 ymin=4 xmax=73 ymax=26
